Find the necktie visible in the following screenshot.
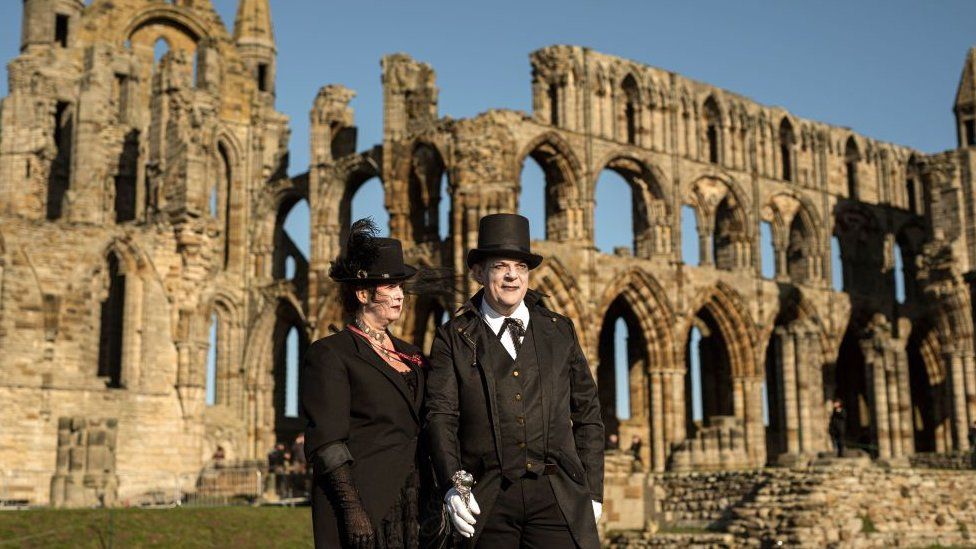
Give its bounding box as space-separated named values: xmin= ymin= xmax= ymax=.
xmin=499 ymin=317 xmax=525 ymax=355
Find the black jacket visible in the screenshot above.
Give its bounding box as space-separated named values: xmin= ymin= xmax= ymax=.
xmin=301 ymin=328 xmax=425 ymax=548
xmin=425 ymin=289 xmax=604 ymax=548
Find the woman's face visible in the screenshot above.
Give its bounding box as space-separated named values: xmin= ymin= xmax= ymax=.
xmin=358 ymin=282 xmax=405 ymax=326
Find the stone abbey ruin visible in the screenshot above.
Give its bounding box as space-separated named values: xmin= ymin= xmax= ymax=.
xmin=1 ymin=1 xmax=975 ymax=545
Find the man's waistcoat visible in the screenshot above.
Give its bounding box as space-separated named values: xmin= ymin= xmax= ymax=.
xmin=486 ymin=320 xmax=546 ymax=481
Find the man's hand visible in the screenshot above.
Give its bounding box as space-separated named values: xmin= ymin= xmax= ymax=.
xmin=592 ymin=500 xmax=602 ymax=523
xmin=444 ymin=487 xmax=481 ymax=538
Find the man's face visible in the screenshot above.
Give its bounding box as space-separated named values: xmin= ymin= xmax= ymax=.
xmin=473 ymin=257 xmax=529 ymax=314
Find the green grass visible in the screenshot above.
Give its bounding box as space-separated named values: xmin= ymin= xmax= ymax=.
xmin=860 ymin=514 xmax=878 ymax=534
xmin=0 ymin=507 xmax=313 ymax=548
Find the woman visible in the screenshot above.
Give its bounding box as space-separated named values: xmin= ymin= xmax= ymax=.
xmin=302 ymin=219 xmax=427 ymax=548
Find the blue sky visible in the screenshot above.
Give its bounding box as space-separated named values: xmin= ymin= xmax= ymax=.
xmin=1 ymin=1 xmax=971 ymax=419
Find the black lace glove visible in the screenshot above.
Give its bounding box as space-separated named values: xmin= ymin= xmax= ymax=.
xmin=324 ymin=463 xmax=376 ymax=549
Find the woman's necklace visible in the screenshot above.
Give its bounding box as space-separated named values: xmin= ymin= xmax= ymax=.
xmin=354 ymin=317 xmax=386 ymax=344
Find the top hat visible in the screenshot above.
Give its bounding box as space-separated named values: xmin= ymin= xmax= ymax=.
xmin=466 ymin=213 xmax=544 ymax=269
xmin=330 ymin=219 xmax=417 ymax=283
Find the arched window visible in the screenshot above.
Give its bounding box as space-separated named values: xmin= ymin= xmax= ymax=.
xmin=894 ymin=242 xmax=906 ymax=304
xmin=284 ymin=326 xmax=300 ymax=418
xmin=548 ymin=83 xmax=559 ymax=126
xmin=519 ymin=155 xmax=548 ymax=241
xmin=713 ymin=196 xmax=745 ymax=271
xmin=703 ymin=96 xmax=721 ymax=164
xmin=153 ymin=38 xmax=169 ymax=66
xmin=274 ymin=199 xmax=310 ymax=281
xmin=598 ymin=296 xmax=648 ymax=440
xmin=217 ymin=144 xmax=233 ymax=267
xmin=46 ymin=101 xmax=73 ymax=220
xmin=831 ymin=235 xmax=844 ymax=291
xmin=906 ymin=156 xmax=921 ymax=215
xmin=681 ymin=205 xmax=700 ymax=266
xmin=779 ymin=118 xmax=794 ymax=182
xmin=760 ymin=221 xmax=775 ymax=279
xmin=205 ymin=312 xmax=219 ymax=406
xmin=686 ymin=326 xmax=704 ymax=423
xmin=845 ymin=137 xmax=859 ymax=200
xmin=594 ymin=169 xmax=634 ymax=254
xmin=408 ymin=144 xmax=447 ymax=243
xmin=621 ymin=75 xmax=639 ymax=145
xmin=98 ymin=252 xmax=125 ymax=388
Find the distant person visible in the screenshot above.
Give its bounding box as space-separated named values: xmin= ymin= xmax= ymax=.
xmin=291 ymin=433 xmax=307 ymax=474
xmin=268 ymin=443 xmax=286 ymax=473
xmin=829 ymin=399 xmax=847 ymax=457
xmin=606 ymin=433 xmax=620 ymax=451
xmin=212 ymin=446 xmax=226 ymax=469
xmin=630 ymin=435 xmax=643 ymax=463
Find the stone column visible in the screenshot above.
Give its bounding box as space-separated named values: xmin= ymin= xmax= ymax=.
xmin=650 ymin=370 xmax=665 ymax=472
xmin=894 ymin=343 xmax=914 ymax=456
xmin=795 ymin=330 xmax=813 ymax=452
xmin=777 ymin=327 xmax=799 ymax=453
xmin=947 ymin=349 xmax=970 ymax=450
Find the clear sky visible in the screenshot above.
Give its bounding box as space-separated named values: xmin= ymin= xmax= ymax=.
xmin=1 ymin=1 xmax=972 ymax=419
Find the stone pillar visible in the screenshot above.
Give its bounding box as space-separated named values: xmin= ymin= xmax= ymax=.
xmin=947 ymin=349 xmax=970 ymax=450
xmin=650 ymin=370 xmax=665 ymax=472
xmin=794 ymin=330 xmax=813 ymax=452
xmin=777 ymin=327 xmax=799 ymax=453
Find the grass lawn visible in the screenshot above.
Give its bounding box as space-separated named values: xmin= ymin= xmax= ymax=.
xmin=0 ymin=506 xmax=312 ymax=548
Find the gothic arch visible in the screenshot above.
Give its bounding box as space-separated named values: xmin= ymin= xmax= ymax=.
xmin=516 ymin=131 xmax=585 ymax=241
xmin=683 ymin=282 xmax=759 ymax=378
xmin=762 ymin=192 xmax=825 ymax=283
xmin=122 ymin=9 xmax=207 ymax=46
xmin=591 ymin=153 xmax=672 ymax=257
xmin=597 ymin=268 xmax=677 ymax=371
xmin=683 ymin=175 xmax=753 ymax=269
xmin=251 ymin=176 xmax=309 ymax=281
xmin=532 ymin=257 xmax=588 ymax=348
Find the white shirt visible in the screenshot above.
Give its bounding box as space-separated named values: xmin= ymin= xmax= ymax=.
xmin=480 ymin=299 xmax=530 ymax=360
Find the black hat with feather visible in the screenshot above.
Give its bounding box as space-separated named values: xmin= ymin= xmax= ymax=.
xmin=329 ymin=218 xmax=417 ymax=283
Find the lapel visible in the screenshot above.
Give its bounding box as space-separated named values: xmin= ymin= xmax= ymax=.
xmin=456 ymin=294 xmax=504 ymax=463
xmin=529 ymin=306 xmax=554 ymax=451
xmin=346 ymin=329 xmax=420 ymax=423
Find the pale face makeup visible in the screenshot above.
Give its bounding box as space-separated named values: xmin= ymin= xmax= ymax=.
xmin=356 ymin=282 xmax=405 ymax=330
xmin=472 ymin=257 xmax=529 ymax=316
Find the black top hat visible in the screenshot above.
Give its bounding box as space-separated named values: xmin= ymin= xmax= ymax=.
xmin=330 ymin=219 xmax=417 ymax=283
xmin=466 ymin=213 xmax=544 ymax=269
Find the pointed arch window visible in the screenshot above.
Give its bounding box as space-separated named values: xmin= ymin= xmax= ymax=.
xmin=98 ymin=252 xmax=125 ymax=388
xmin=845 ymin=137 xmax=860 ymax=200
xmin=779 ymin=118 xmax=794 ymax=182
xmin=703 ymin=97 xmax=722 ymax=164
xmin=621 ymin=75 xmax=639 ymax=145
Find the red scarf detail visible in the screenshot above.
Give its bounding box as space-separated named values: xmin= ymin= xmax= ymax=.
xmin=347 ymin=325 xmax=426 ymax=368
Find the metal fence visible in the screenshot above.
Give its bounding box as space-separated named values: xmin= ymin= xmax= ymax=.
xmin=0 ymin=465 xmax=310 ymax=509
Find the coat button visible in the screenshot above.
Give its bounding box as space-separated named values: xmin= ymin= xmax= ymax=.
xmin=513 ymin=370 xmax=520 ymax=377
xmin=526 ymin=462 xmax=533 ymax=469
xmin=515 ymin=393 xmax=522 ymax=401
xmin=518 ymin=442 xmax=526 ymax=449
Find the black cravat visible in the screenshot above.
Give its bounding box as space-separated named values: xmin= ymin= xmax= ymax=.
xmin=499 ymin=317 xmax=525 ymax=354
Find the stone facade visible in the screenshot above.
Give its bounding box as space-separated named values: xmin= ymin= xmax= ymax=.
xmin=1 ymin=0 xmax=975 ymax=521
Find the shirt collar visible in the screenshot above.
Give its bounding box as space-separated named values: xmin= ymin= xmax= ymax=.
xmin=480 ymin=298 xmax=530 ymax=333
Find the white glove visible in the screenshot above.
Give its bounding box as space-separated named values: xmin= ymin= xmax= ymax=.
xmin=592 ymin=500 xmax=602 ymax=522
xmin=444 ymin=487 xmax=481 ymax=538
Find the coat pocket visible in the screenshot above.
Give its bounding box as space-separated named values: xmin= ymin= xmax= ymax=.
xmin=554 ymin=448 xmax=586 ymax=485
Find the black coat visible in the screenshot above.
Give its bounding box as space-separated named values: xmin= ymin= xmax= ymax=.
xmin=425 ymin=290 xmax=604 ymax=548
xmin=301 ymin=328 xmax=426 ymax=548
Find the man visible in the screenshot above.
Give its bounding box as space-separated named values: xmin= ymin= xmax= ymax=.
xmin=828 ymin=398 xmax=847 ymax=458
xmin=426 ymin=213 xmax=604 ymax=548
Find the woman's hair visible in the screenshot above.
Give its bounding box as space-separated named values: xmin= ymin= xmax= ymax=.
xmin=338 ymin=282 xmax=375 ymax=322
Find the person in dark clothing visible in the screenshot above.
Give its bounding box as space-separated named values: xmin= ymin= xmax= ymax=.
xmin=829 ymin=399 xmax=847 ymax=457
xmin=425 ymin=214 xmax=604 ymax=548
xmin=301 ymin=219 xmax=426 ymax=549
xmin=268 ymin=443 xmax=286 ymax=471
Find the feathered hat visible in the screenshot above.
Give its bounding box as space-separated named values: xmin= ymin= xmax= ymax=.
xmin=329 ymin=218 xmax=417 ymax=283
